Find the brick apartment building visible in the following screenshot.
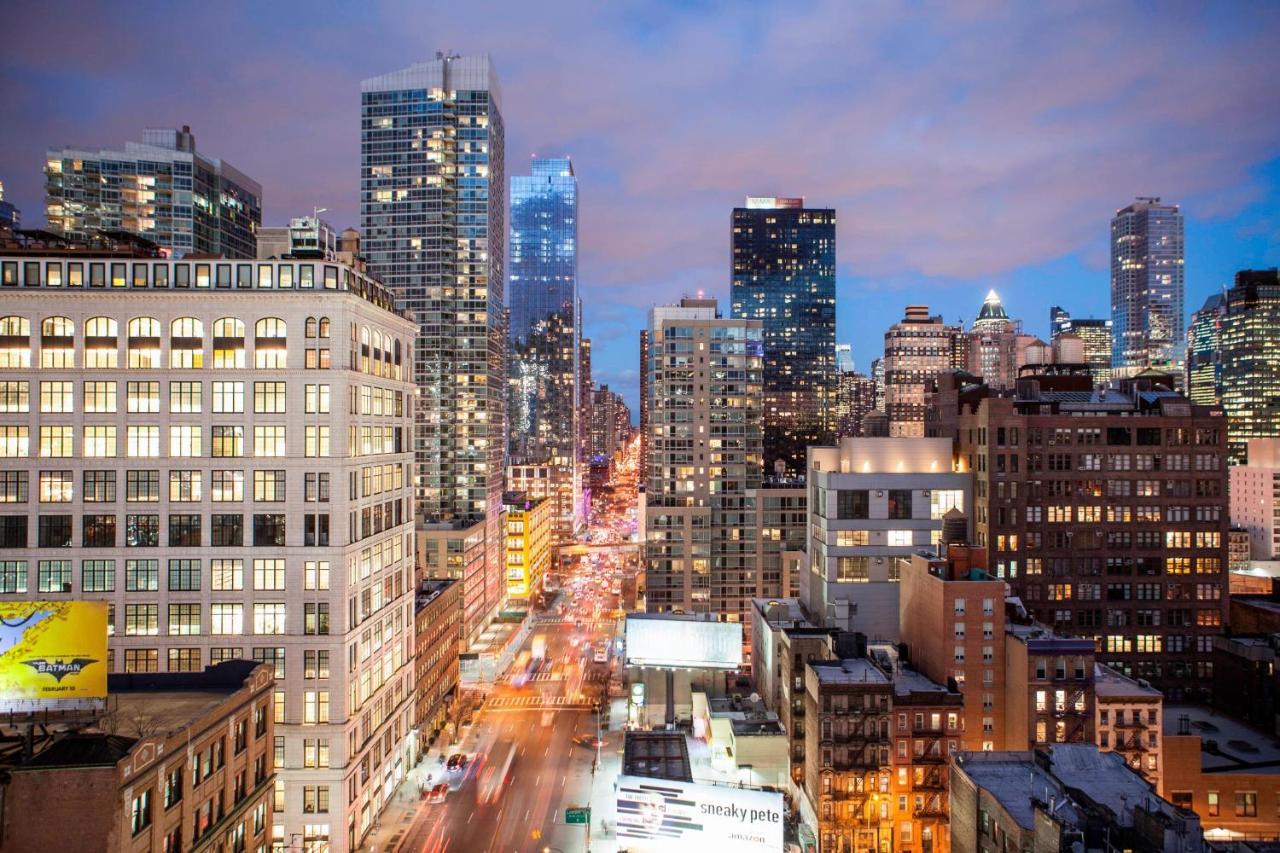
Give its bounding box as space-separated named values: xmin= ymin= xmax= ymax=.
xmin=944 ymin=370 xmax=1228 ymax=699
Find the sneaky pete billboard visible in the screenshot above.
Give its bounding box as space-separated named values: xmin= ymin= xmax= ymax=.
xmin=615 ymin=775 xmax=784 ymax=852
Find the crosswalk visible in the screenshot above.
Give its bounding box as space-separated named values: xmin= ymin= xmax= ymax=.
xmin=498 ymin=669 xmax=609 ymax=685
xmin=484 ymin=695 xmax=596 ymax=711
xmin=534 ymin=617 xmax=617 ymax=629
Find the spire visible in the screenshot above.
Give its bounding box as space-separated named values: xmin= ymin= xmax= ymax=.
xmin=975 ymin=289 xmax=1009 ymax=326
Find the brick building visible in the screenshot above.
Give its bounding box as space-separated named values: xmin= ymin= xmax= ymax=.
xmin=2 ymin=661 xmax=274 ymax=853
xmin=414 ymin=578 xmax=462 ymax=742
xmin=948 ymin=370 xmax=1228 ymax=699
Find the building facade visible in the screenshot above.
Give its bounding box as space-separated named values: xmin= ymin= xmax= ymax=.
xmin=1049 ymin=308 xmax=1113 ymax=388
xmin=836 ymin=371 xmax=877 ymax=439
xmin=0 ymin=249 xmax=417 ymax=852
xmin=1229 ymin=437 xmax=1280 ymax=560
xmin=414 ymin=578 xmax=462 ymax=740
xmin=955 ymin=372 xmax=1228 ymax=700
xmin=0 ymin=179 xmax=20 ymax=230
xmin=360 ymin=55 xmax=507 ymax=639
xmin=1093 ymin=662 xmax=1163 ymax=790
xmin=644 ymin=297 xmax=762 ymax=622
xmin=805 ymin=437 xmax=970 ymax=640
xmin=503 ymin=493 xmax=551 ymax=605
xmin=1186 ymin=292 xmax=1226 ymax=407
xmin=1220 ymin=269 xmax=1280 ymax=461
xmin=507 ymin=157 xmax=581 ymax=539
xmin=884 ymin=306 xmax=962 ymax=437
xmin=1110 ymin=197 xmax=1185 ymax=377
xmin=731 ymin=197 xmax=836 ymax=474
xmin=45 ymin=126 xmax=261 ymax=259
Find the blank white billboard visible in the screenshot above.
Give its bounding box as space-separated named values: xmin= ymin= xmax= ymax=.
xmin=624 ymin=616 xmax=742 ymax=669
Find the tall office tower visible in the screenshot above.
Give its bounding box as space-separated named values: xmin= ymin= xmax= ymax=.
xmin=639 ymin=329 xmax=650 ymax=478
xmin=1047 ymin=307 xmax=1114 ymax=387
xmin=360 ymin=55 xmax=506 ymax=641
xmin=884 ymin=305 xmax=962 ymax=437
xmin=1220 ymin=269 xmax=1280 ymax=461
xmin=1049 ymin=305 xmax=1072 ymax=338
xmin=579 ymin=336 xmax=592 ymax=462
xmin=1111 ymin=197 xmax=1185 ymax=376
xmin=644 ymin=298 xmax=762 ymax=621
xmin=834 ymin=343 xmax=855 ymax=374
xmin=835 ymin=371 xmax=877 ymax=438
xmin=871 ymin=356 xmax=885 ymax=412
xmin=507 ymin=157 xmax=581 ymax=539
xmin=1186 ymin=292 xmax=1226 ymax=407
xmin=954 ymin=370 xmax=1227 ymax=701
xmin=45 ymin=126 xmax=261 ymax=258
xmin=0 ymin=180 xmax=19 ymax=229
xmin=962 ymin=289 xmax=1029 ymax=390
xmin=590 ymin=384 xmax=630 ymax=460
xmin=731 ymin=197 xmax=836 ymax=475
xmin=0 ymin=242 xmax=417 ymax=853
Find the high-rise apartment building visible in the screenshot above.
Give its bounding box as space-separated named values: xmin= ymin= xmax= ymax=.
xmin=1230 ymin=438 xmax=1280 ymax=560
xmin=1110 ymin=197 xmax=1185 ymax=376
xmin=731 ymin=197 xmax=836 ymax=474
xmin=507 ymin=157 xmax=581 ymax=539
xmin=835 ymin=343 xmax=855 ymax=374
xmin=1219 ymin=269 xmax=1280 ymax=461
xmin=360 ymin=55 xmax=507 ymax=640
xmin=1049 ymin=308 xmax=1113 ymax=388
xmin=644 ymin=298 xmax=762 ymax=621
xmin=884 ymin=306 xmax=962 ymax=437
xmin=639 ymin=329 xmax=650 ymax=477
xmin=1185 ymin=292 xmax=1226 ymax=407
xmin=835 ymin=371 xmax=877 ymax=438
xmin=803 ymin=437 xmax=970 ymax=640
xmin=45 ymin=126 xmax=261 ymax=258
xmin=579 ymin=335 xmax=592 ymax=462
xmin=953 ymin=371 xmax=1227 ymax=700
xmin=590 ymin=384 xmax=630 ymax=460
xmin=0 ymin=245 xmax=417 ymax=853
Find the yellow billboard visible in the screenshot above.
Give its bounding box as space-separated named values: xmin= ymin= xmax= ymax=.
xmin=0 ymin=602 xmax=107 ymax=711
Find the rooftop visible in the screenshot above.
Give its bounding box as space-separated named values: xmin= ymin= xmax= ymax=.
xmin=622 ymin=732 xmax=692 ymax=782
xmin=1165 ymin=705 xmax=1280 ymax=773
xmin=891 ymin=667 xmax=959 ymax=701
xmin=416 ymin=578 xmax=458 ymax=611
xmin=954 ymin=751 xmax=1078 ymax=830
xmin=1093 ymin=664 xmax=1161 ymax=700
xmin=1046 ymin=744 xmax=1179 ymax=826
xmin=810 ymin=658 xmax=890 ymax=686
xmin=730 ymin=718 xmax=785 ymax=737
xmin=751 ymin=597 xmax=822 ymax=631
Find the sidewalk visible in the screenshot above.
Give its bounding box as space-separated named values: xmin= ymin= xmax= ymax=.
xmin=581 ymin=697 xmax=630 ymax=853
xmin=358 ymin=720 xmax=486 ymax=853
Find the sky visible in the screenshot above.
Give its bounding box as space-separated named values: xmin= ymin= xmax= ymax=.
xmin=3 ymin=0 xmax=1280 ymax=415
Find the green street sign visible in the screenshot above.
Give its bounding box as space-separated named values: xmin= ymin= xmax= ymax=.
xmin=565 ymin=807 xmax=590 ymax=825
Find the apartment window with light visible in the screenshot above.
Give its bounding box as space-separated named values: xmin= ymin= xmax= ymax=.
xmin=211 ymin=471 xmax=244 ymax=502
xmin=42 ymin=381 xmax=73 ymax=413
xmin=0 ymin=381 xmax=29 ymax=413
xmin=254 ymin=603 xmax=286 ymax=635
xmin=212 ymin=381 xmax=244 ymax=413
xmin=212 ymin=426 xmax=244 ymax=458
xmin=305 ymin=384 xmax=330 ymax=414
xmin=83 ymin=425 xmax=116 ymax=457
xmin=305 ymin=426 xmax=330 ymax=457
xmin=40 ymin=425 xmax=73 ymax=458
xmin=303 ymin=691 xmax=329 ymax=724
xmin=254 ymin=381 xmax=287 ymax=414
xmin=212 ymin=603 xmax=244 ymax=635
xmin=168 ymin=603 xmax=201 ymax=635
xmin=254 ymin=426 xmax=286 ymax=457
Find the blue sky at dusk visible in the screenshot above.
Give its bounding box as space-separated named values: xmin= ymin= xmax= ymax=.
xmin=4 ymin=1 xmax=1279 ymax=414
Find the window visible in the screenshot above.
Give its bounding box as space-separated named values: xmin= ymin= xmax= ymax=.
xmin=887 ymin=489 xmax=913 ymax=519
xmin=126 ymin=380 xmax=158 ymax=413
xmin=41 ymin=381 xmax=73 ymax=412
xmin=212 ymin=318 xmax=245 ymax=368
xmin=82 ymin=513 xmax=116 ymax=547
xmin=84 ymin=316 xmax=119 ymax=368
xmin=124 ymin=648 xmax=158 ymax=673
xmin=38 ymin=559 xmax=72 ymax=592
xmin=0 ymin=470 xmax=27 ymax=504
xmin=254 ymin=470 xmax=286 ymax=502
xmin=126 ymin=559 xmax=159 ymax=591
xmin=254 ymin=647 xmax=285 ymax=680
xmin=0 ymin=426 xmax=29 ymax=458
xmin=127 ymin=470 xmax=160 ymax=502
xmin=254 ymin=514 xmax=287 ymax=546
xmin=168 ymin=514 xmax=201 ymax=547
xmin=83 ymin=425 xmax=116 ymax=457
xmin=168 ymin=603 xmax=201 ymax=636
xmin=39 ymin=514 xmax=73 ymax=548
xmin=169 ymin=317 xmax=204 ymax=368
xmin=254 ymin=559 xmax=285 ymax=591
xmin=168 ymin=648 xmax=201 ymax=673
xmin=887 ymin=530 xmax=912 ymax=547
xmin=130 ymin=788 xmax=152 ymax=836
xmin=127 ymin=425 xmax=160 ymax=458
xmin=126 ymin=513 xmax=160 ymax=546
xmin=168 ymin=559 xmax=201 ymax=591
xmin=211 ymin=470 xmax=244 ymax=502
xmin=40 ymin=316 xmax=74 ymax=368
xmin=81 ymin=470 xmax=115 ymax=503
xmin=168 ymin=381 xmax=201 ymax=413
xmin=169 ymin=470 xmax=202 ymax=502
xmin=0 ymin=381 xmax=30 ymax=413
xmin=254 ymin=318 xmax=287 ymax=368
xmin=212 ymin=603 xmax=244 ymax=635
xmin=0 ymin=561 xmax=26 ymax=594
xmin=304 ymin=561 xmax=330 ymax=591
xmin=212 ymin=426 xmax=244 ymax=457
xmin=836 ymin=557 xmax=869 ymax=583
xmin=0 ymin=516 xmax=28 ymax=548
xmin=1208 ymin=792 xmax=1219 ymax=817
xmin=127 ymin=317 xmax=161 ymax=367
xmin=254 ymin=381 xmax=287 ymax=414
xmin=836 ymin=490 xmax=869 ymax=519
xmin=305 ymin=426 xmax=330 ymax=457
xmin=212 ymin=381 xmax=244 ymax=413
xmin=38 ymin=471 xmax=69 ymax=503
xmin=304 ymin=514 xmax=329 ymax=547
xmin=834 ymin=530 xmax=869 ymax=546
xmin=40 ymin=425 xmax=74 ymax=458
xmin=1236 ymin=791 xmax=1258 ymax=817
xmin=125 ymin=603 xmax=159 ymax=636
xmin=81 ymin=559 xmax=115 ymax=592
xmin=254 ymin=426 xmax=286 ymax=457
xmin=303 ymin=690 xmax=329 ymax=724
xmin=211 ymin=559 xmax=244 ymax=591
xmin=0 ymin=316 xmax=31 ymax=368
xmin=305 ymin=473 xmax=330 ymax=503
xmin=162 ymin=425 xmax=201 ymax=458
xmin=254 ymin=603 xmax=286 ymax=635
xmin=212 ymin=514 xmax=244 ymax=546
xmin=305 ymin=384 xmax=330 ymax=414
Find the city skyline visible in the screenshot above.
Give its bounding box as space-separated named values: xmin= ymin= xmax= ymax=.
xmin=3 ymin=2 xmax=1278 ymax=413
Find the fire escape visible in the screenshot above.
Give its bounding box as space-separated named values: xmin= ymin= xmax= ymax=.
xmin=821 ymin=703 xmax=892 ymax=853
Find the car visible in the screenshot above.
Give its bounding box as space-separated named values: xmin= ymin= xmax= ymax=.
xmin=427 ymin=782 xmax=449 ymax=803
xmin=573 ymin=734 xmax=606 ymax=747
xmin=446 ymin=753 xmax=468 ymax=772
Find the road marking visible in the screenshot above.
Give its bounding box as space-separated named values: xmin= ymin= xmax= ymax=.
xmin=562 ymin=774 xmax=568 ymax=787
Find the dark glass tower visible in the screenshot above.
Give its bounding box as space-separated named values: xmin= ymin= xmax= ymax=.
xmin=1110 ymin=197 xmax=1185 ymax=375
xmin=731 ymin=197 xmax=836 ymax=475
xmin=1220 ymin=269 xmax=1280 ymax=461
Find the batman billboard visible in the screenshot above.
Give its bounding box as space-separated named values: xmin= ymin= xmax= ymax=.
xmin=0 ymin=602 xmax=107 ymax=711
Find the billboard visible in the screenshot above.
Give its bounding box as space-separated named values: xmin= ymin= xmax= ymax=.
xmin=615 ymin=775 xmax=784 ymax=852
xmin=0 ymin=602 xmax=107 ymax=712
xmin=625 ymin=616 xmax=742 ymax=669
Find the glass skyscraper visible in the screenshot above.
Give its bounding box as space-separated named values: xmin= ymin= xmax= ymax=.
xmin=1110 ymin=197 xmax=1185 ymax=375
xmin=44 ymin=125 xmax=261 ymax=258
xmin=508 ymin=157 xmax=582 ymax=537
xmin=360 ymin=55 xmax=507 ymax=635
xmin=731 ymin=197 xmax=836 ymax=475
xmin=1220 ymin=270 xmax=1280 ymax=461
xmin=1186 ymin=292 xmax=1226 ymax=407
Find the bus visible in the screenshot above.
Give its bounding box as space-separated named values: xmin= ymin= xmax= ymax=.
xmin=477 ymin=738 xmax=516 ymax=804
